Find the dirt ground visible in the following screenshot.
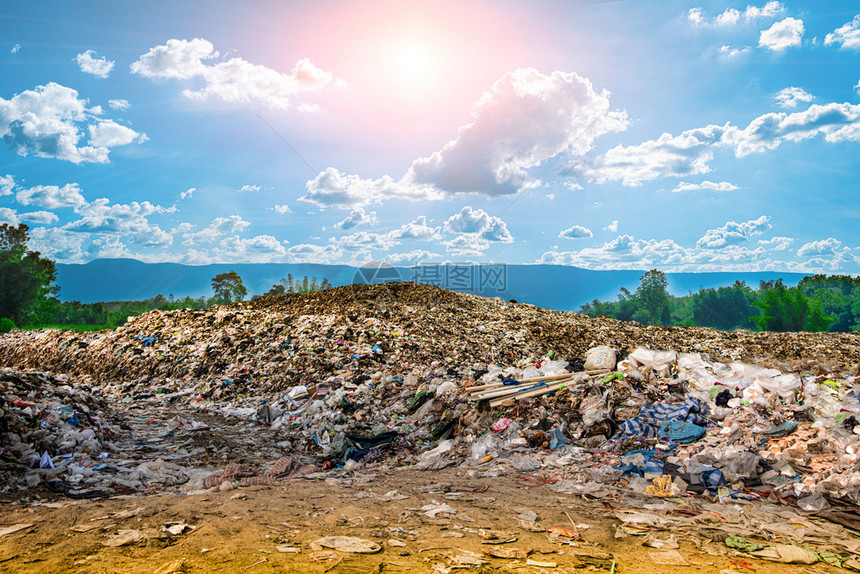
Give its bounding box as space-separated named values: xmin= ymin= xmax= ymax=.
xmin=0 ymin=466 xmax=845 ymax=574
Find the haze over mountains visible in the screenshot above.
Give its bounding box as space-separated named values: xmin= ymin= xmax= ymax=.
xmin=56 ymin=259 xmax=807 ymax=312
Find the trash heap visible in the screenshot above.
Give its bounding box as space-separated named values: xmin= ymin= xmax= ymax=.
xmin=0 ymin=369 xmax=116 ymax=496
xmin=0 ymin=281 xmax=859 ymax=516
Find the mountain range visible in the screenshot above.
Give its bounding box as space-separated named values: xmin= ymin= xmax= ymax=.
xmin=54 ymin=259 xmax=809 ymax=312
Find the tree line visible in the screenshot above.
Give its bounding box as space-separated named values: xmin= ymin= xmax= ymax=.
xmin=580 ymin=269 xmax=860 ymax=332
xmin=0 ymin=223 xmax=331 ymax=331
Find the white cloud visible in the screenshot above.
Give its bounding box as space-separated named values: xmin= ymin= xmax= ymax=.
xmin=108 ymin=99 xmax=130 ymax=111
xmin=744 ymin=1 xmax=783 ymax=19
xmin=759 ymin=17 xmax=804 ymax=51
xmin=570 ymin=102 xmax=860 ymax=186
xmin=19 ymin=211 xmax=58 ymax=224
xmin=16 ymin=183 xmax=87 ymax=209
xmin=0 ymin=83 xmax=146 ymax=163
xmin=302 ymin=68 xmax=627 ymax=206
xmin=730 ymin=102 xmax=860 ymax=155
xmin=758 ymin=236 xmax=793 ymax=250
xmin=696 ymin=215 xmax=771 ymax=248
xmin=536 ymin=233 xmax=795 ymax=272
xmin=539 ymin=234 xmax=689 ymax=270
xmin=131 ymin=38 xmax=336 ymax=109
xmin=603 ymin=220 xmax=618 ymax=232
xmin=559 ymin=225 xmax=593 ymax=239
xmin=716 ymin=8 xmax=741 ymax=26
xmin=301 ymin=167 xmax=439 ymax=208
xmin=287 ymin=243 xmax=342 ymax=264
xmin=0 ymin=174 xmax=14 ymax=196
xmin=443 ymin=235 xmax=490 ymax=257
xmin=11 ymin=44 xmax=20 ymax=54
xmin=214 ymin=235 xmax=287 ymax=263
xmin=385 ymin=250 xmax=442 ymax=264
xmin=181 ymin=215 xmax=250 ymax=245
xmin=88 ymin=235 xmax=131 ymax=258
xmin=567 ymin=124 xmax=727 ymax=185
xmin=775 ymin=87 xmax=814 ymax=108
xmin=716 ymin=2 xmax=783 ymax=25
xmin=66 ymin=198 xmax=174 ymax=247
xmin=0 ymin=207 xmax=18 ymax=225
xmin=88 ymin=120 xmax=147 ymax=147
xmin=688 ymin=8 xmax=704 ymax=25
xmin=443 ymin=206 xmax=513 ymax=243
xmin=672 ymin=180 xmax=739 ymax=192
xmin=825 ymin=15 xmax=860 ymax=49
xmin=692 ymin=2 xmax=783 ymax=27
xmin=29 ymin=227 xmax=87 ymax=262
xmin=335 ymin=230 xmax=397 ymax=252
xmin=718 ymin=45 xmax=752 ymax=58
xmin=238 ymin=184 xmax=260 ymax=192
xmin=75 ymin=50 xmax=115 ymax=78
xmin=390 ymin=216 xmax=442 ymax=241
xmin=797 ymin=237 xmax=841 ymax=257
xmin=269 ymin=204 xmax=292 ymax=214
xmin=408 ymin=68 xmax=627 ymax=196
xmin=546 ymin=193 xmax=555 ymax=200
xmin=334 ymin=207 xmax=377 ymax=230
xmin=179 ymin=187 xmax=195 ymax=200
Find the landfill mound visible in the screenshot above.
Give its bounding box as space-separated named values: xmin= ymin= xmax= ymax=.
xmin=2 ymin=282 xmax=860 ymax=534
xmin=0 ymin=282 xmax=858 ymax=389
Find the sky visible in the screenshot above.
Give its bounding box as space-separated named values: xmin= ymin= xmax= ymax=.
xmin=1 ymin=0 xmax=859 ymax=273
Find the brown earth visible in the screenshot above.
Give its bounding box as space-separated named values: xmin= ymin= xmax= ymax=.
xmin=1 ymin=283 xmax=860 ymax=573
xmin=0 ymin=466 xmax=837 ymax=574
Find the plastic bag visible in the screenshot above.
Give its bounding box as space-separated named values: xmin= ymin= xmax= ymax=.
xmin=580 ymin=392 xmax=608 ymax=427
xmin=471 ymin=434 xmax=503 ymax=460
xmin=584 ymin=346 xmax=617 ymax=371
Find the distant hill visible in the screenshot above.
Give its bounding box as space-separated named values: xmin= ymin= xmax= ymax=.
xmin=54 ymin=259 xmax=808 ymax=312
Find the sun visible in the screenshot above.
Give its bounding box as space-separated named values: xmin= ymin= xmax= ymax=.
xmin=393 ymin=41 xmax=437 ymax=90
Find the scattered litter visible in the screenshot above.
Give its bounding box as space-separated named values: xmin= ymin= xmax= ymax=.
xmin=0 ymin=524 xmax=31 ymax=539
xmin=102 ymin=529 xmax=144 ymax=547
xmin=648 ymin=550 xmax=687 ymax=565
xmin=312 ymin=536 xmax=382 ymax=554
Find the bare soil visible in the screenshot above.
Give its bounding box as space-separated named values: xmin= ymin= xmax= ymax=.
xmin=0 ymin=466 xmax=839 ymax=574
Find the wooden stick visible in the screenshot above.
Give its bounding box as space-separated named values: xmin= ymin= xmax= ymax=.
xmin=472 ymin=376 xmax=576 ymax=400
xmin=470 ymin=381 xmax=546 ymax=399
xmin=488 ymin=378 xmax=579 ymax=408
xmin=466 ymin=372 xmax=579 ymax=395
xmin=465 ymin=381 xmax=506 ymax=393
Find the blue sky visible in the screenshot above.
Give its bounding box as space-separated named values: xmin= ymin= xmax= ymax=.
xmin=1 ymin=1 xmax=859 ymax=272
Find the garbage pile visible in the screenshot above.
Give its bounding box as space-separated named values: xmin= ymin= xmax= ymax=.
xmin=0 ymin=370 xmax=116 ymax=496
xmin=0 ymin=282 xmax=859 ymax=518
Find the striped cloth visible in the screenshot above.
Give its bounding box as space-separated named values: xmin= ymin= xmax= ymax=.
xmin=614 ymin=397 xmax=709 ymax=440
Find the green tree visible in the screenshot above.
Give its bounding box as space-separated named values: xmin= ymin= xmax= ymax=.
xmin=632 ymin=269 xmax=671 ymax=325
xmin=797 ymin=274 xmax=860 ymax=332
xmin=691 ymin=281 xmax=757 ymax=331
xmin=0 ymin=223 xmax=59 ymax=325
xmin=262 ymin=284 xmax=287 ymax=297
xmin=752 ymin=279 xmax=833 ymax=332
xmin=579 ymin=286 xmax=639 ymax=321
xmin=211 ymin=271 xmax=248 ymax=303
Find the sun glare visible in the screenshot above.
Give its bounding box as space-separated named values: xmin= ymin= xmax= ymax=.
xmin=394 ymin=42 xmax=436 ymax=90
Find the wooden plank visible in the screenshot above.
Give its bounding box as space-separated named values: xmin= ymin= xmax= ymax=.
xmin=466 ymin=372 xmax=580 ymax=395
xmin=472 ymin=376 xmax=576 ymax=400
xmin=488 ymin=376 xmax=582 ymax=408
